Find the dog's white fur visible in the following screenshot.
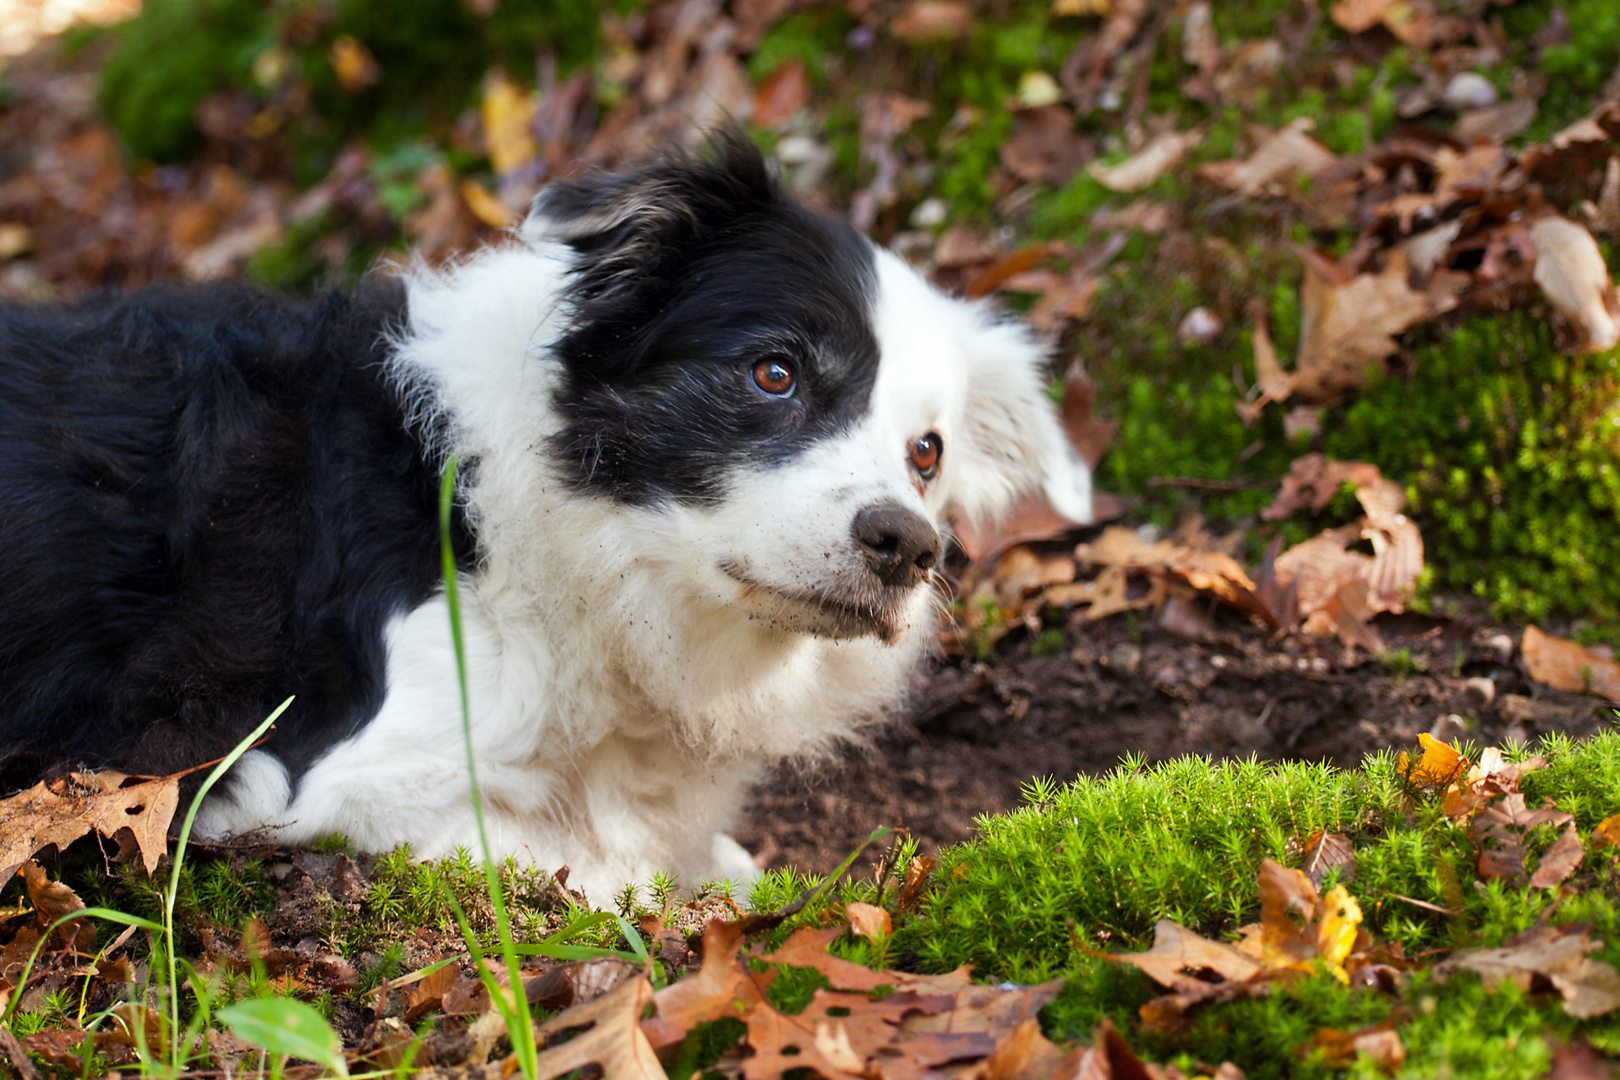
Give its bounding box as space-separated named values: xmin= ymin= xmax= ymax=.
xmin=195 ymin=230 xmax=1091 ymax=903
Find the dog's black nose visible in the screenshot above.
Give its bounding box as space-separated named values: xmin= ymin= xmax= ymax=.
xmin=852 ymin=502 xmax=941 ymax=588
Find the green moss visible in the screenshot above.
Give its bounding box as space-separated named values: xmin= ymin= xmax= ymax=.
xmin=890 ymin=732 xmax=1620 ymax=1078
xmin=1325 ymin=314 xmax=1620 ymax=622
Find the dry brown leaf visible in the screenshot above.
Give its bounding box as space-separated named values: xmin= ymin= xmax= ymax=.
xmin=1529 ymin=216 xmax=1620 ymax=353
xmin=889 ymin=0 xmax=974 ymax=42
xmin=1522 ymin=625 xmax=1620 ymax=702
xmin=1000 ymin=106 xmax=1090 ymax=187
xmin=846 ymin=902 xmax=892 ymax=940
xmin=758 ymin=926 xmax=892 ymax=992
xmin=0 ymin=771 xmax=179 ymax=884
xmin=403 ymin=960 xmax=460 ymax=1023
xmin=1301 ymin=831 xmax=1356 ymax=890
xmin=1440 ymin=745 xmax=1548 ymax=820
xmin=1303 ymin=1021 xmax=1406 ymax=1070
xmin=1198 ymin=118 xmax=1336 ymax=198
xmin=1329 ymin=0 xmax=1433 ymax=45
xmin=20 ymin=861 xmax=85 ymax=930
xmin=643 ymin=919 xmax=772 ymax=1050
xmin=1088 ymin=128 xmax=1205 ymax=193
xmin=1110 ymin=919 xmax=1261 ymax=991
xmin=1261 ymin=454 xmax=1383 ymax=521
xmin=1455 ymin=98 xmax=1538 ymax=143
xmin=1437 ymin=924 xmax=1620 ymax=1019
xmin=1470 ymin=793 xmax=1584 ymax=887
xmin=753 ymin=57 xmax=811 ymax=129
xmin=1292 ymin=249 xmax=1459 ymax=402
xmin=529 ymin=975 xmax=664 ymax=1080
xmin=1073 ymin=524 xmax=1274 ymax=624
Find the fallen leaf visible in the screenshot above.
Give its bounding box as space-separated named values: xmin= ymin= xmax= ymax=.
xmin=1198 ymin=118 xmax=1336 ymax=198
xmin=460 ymin=180 xmax=518 ymax=229
xmin=1399 ymin=732 xmax=1466 ymax=787
xmin=1110 ymin=918 xmax=1261 ymax=991
xmin=528 ymin=975 xmax=664 ymax=1080
xmin=482 ymin=71 xmax=539 ymax=177
xmin=846 ymin=902 xmax=891 ymax=940
xmin=1592 ymin=815 xmax=1620 ymax=849
xmin=404 ymin=961 xmax=460 ymax=1023
xmin=0 ymin=223 xmax=31 ymax=261
xmin=0 ymin=771 xmax=179 ymax=884
xmin=1291 ymin=249 xmax=1458 ymax=402
xmin=1329 ymin=0 xmax=1433 ymax=45
xmin=1455 ymin=98 xmax=1538 ymax=143
xmin=329 ymin=34 xmax=380 ymax=93
xmin=1088 ymin=128 xmax=1205 ymax=193
xmin=20 ymin=861 xmax=85 ymax=931
xmin=1529 ymin=217 xmax=1620 ymax=353
xmin=1261 ymin=454 xmax=1384 ymax=521
xmin=757 ymin=926 xmax=891 ymax=992
xmin=1438 ymin=923 xmax=1620 ymax=1019
xmin=1522 ymin=625 xmax=1620 ymax=703
xmin=1074 ymin=522 xmax=1275 ymax=624
xmin=1301 ymin=831 xmax=1357 ymax=890
xmin=753 ymin=57 xmax=811 ymax=129
xmin=999 ymin=106 xmax=1090 ymax=187
xmin=897 ymin=856 xmax=936 ymax=913
xmin=1053 ymin=0 xmax=1110 ymax=14
xmin=1441 ymin=745 xmax=1548 ymax=820
xmin=1471 ymin=793 xmax=1584 ymax=887
xmin=643 ymin=919 xmax=772 ymax=1050
xmin=1303 ymin=1020 xmax=1405 ymax=1070
xmin=889 ymin=1 xmax=973 ymax=42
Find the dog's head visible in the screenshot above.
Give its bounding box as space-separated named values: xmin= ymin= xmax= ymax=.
xmin=526 ymin=131 xmax=1091 ymax=643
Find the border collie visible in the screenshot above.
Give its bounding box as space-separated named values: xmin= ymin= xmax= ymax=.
xmin=0 ymin=131 xmax=1091 ymax=902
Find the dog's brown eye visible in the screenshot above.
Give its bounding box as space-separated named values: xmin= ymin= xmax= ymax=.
xmin=751 ymin=358 xmax=794 ymax=396
xmin=910 ymin=433 xmax=941 ymax=480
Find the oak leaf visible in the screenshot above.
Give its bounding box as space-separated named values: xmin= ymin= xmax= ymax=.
xmin=642 ymin=919 xmax=773 ymax=1051
xmin=1437 ymin=924 xmax=1620 ymax=1019
xmin=1470 ymin=793 xmax=1584 ymax=887
xmin=0 ymin=771 xmax=179 ymax=885
xmin=529 ymin=975 xmax=664 ymax=1080
xmin=1301 ymin=831 xmax=1356 ymax=890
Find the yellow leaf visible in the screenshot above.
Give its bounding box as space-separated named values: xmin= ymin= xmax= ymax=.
xmin=1053 ymin=0 xmax=1109 ymax=14
xmin=329 ymin=34 xmax=380 ymax=93
xmin=460 ymin=179 xmax=518 ymax=229
xmin=481 ymin=73 xmax=537 ymax=177
xmin=1593 ymin=815 xmax=1620 ymax=849
xmin=1401 ymin=732 xmax=1465 ymax=786
xmin=1315 ymin=885 xmax=1362 ymax=980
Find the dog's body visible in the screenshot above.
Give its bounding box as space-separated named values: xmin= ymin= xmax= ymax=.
xmin=0 ymin=135 xmax=1090 ymax=902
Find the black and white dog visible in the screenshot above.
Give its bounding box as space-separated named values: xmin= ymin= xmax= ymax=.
xmin=0 ymin=132 xmax=1091 ymax=902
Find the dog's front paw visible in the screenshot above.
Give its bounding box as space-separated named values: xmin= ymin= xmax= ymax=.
xmin=709 ymin=832 xmax=764 ymax=887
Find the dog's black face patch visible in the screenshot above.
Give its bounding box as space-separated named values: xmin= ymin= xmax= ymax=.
xmin=543 ymin=132 xmax=879 ymax=506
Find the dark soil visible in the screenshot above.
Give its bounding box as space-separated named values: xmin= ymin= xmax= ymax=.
xmin=737 ymin=604 xmax=1615 ymax=876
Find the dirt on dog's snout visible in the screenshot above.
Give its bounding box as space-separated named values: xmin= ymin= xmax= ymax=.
xmin=736 ymin=610 xmax=1611 ymax=876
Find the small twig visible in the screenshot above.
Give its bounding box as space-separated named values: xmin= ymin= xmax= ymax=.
xmin=1375 ymin=891 xmax=1461 ymax=916
xmin=1147 ymin=476 xmax=1261 ymax=491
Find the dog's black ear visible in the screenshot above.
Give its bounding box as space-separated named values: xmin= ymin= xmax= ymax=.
xmin=524 ymin=129 xmax=785 ymax=376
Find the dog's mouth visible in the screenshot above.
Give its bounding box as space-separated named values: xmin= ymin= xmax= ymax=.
xmin=717 ymin=561 xmax=913 ymax=642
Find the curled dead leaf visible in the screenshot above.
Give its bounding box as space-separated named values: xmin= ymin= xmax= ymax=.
xmin=1529 ymin=216 xmax=1620 ymax=353
xmin=846 ymin=902 xmax=892 ymax=940
xmin=1088 ymin=127 xmax=1205 ymax=193
xmin=329 ymin=34 xmax=380 ymax=93
xmin=1522 ymin=625 xmax=1620 ymax=703
xmin=889 ymin=1 xmax=973 ymax=42
xmin=1437 ymin=924 xmax=1620 ymax=1019
xmin=1198 ymin=118 xmax=1336 ymax=198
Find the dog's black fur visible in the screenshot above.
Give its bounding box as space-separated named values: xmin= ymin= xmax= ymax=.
xmin=0 ymin=282 xmax=468 ymax=791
